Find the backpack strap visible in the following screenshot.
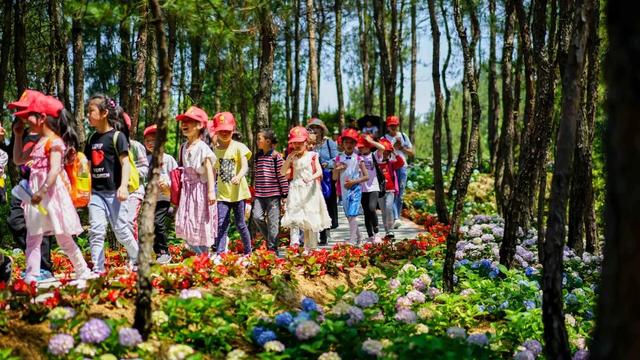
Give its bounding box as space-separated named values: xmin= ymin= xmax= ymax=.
xmin=271 ymin=152 xmax=283 ymax=196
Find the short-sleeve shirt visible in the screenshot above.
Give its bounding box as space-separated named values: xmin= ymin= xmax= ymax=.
xmin=214 ymin=140 xmax=252 ymax=202
xmin=384 ymin=132 xmax=412 ymax=167
xmin=147 ymin=152 xmax=179 ymax=202
xmin=359 ymin=153 xmax=380 ymax=193
xmin=182 ymin=140 xmax=216 ymax=181
xmin=84 ymin=129 xmax=129 ymax=192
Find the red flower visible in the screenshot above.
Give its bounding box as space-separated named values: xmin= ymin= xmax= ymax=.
xmin=107 ymin=289 xmax=120 ymax=303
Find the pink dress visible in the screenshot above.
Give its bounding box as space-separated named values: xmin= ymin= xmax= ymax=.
xmin=24 ymin=137 xmax=83 ymax=236
xmin=175 ymin=140 xmax=218 ymax=247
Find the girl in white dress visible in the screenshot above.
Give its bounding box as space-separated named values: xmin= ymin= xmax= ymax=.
xmin=281 ymin=126 xmax=331 ymax=250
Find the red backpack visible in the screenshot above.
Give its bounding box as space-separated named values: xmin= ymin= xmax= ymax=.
xmin=169 ymin=145 xmax=184 ymax=206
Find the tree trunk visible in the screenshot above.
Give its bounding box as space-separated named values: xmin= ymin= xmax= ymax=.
xmin=487 ymin=0 xmax=499 ymax=171
xmin=427 ymin=0 xmax=449 ymax=225
xmin=145 ymin=23 xmax=158 ymax=129
xmin=304 ymin=66 xmax=310 ymax=118
xmin=440 ymin=0 xmax=453 ymax=171
xmin=167 ymin=10 xmax=177 ymax=73
xmin=397 ymin=0 xmax=405 ymax=118
xmin=449 ymin=79 xmax=469 ymax=196
xmin=390 ymin=0 xmax=399 ymax=115
xmin=495 ymin=0 xmax=515 ymax=214
xmin=307 ymin=0 xmax=319 ymax=118
xmin=72 ymin=17 xmax=86 ymax=146
xmin=334 ymin=0 xmax=345 ymax=128
xmin=543 ymin=1 xmax=590 ymax=357
xmin=189 ymin=35 xmax=202 ymax=104
xmin=285 ymin=16 xmax=293 ymax=128
xmin=316 ymin=0 xmax=326 ymax=105
xmin=592 ymin=1 xmax=640 ymax=356
xmin=444 ymin=0 xmax=482 ymax=291
xmin=372 ymin=0 xmax=395 ymax=116
xmin=293 ymin=0 xmax=301 ymax=124
xmin=536 ymin=160 xmax=547 ymax=263
xmin=357 ymin=0 xmax=373 ymax=115
xmin=129 ymin=8 xmax=148 ymax=139
xmin=135 ymin=0 xmax=173 ymax=340
xmin=13 ymin=0 xmax=27 ymax=94
xmin=500 ymin=0 xmax=558 ymax=268
xmin=409 ymin=0 xmax=417 ymax=143
xmin=119 ymin=13 xmax=132 ymax=113
xmin=0 ymin=0 xmax=12 ymax=111
xmin=49 ymin=0 xmax=69 ymax=107
xmin=254 ymin=7 xmax=276 ymax=130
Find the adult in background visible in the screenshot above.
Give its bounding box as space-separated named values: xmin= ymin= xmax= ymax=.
xmin=307 ymin=118 xmax=339 ymax=245
xmin=383 ymin=115 xmax=414 ymax=228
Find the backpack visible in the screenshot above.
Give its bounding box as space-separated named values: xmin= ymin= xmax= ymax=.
xmin=44 ymin=138 xmax=91 ymax=208
xmin=169 ymin=144 xmax=184 ymax=206
xmin=113 ymin=131 xmax=140 ymax=193
xmin=372 ymin=154 xmax=386 ymax=198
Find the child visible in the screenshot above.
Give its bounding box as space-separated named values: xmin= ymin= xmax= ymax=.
xmin=252 ymin=129 xmax=289 ymax=255
xmin=143 ymin=124 xmax=178 ymax=264
xmin=375 ymin=138 xmax=405 ymax=238
xmin=383 ymin=115 xmax=414 ymax=228
xmin=0 ymin=147 xmax=7 ymax=203
xmin=212 ymin=112 xmax=252 ymax=256
xmin=121 ymin=112 xmax=149 ymax=242
xmin=281 ymin=126 xmax=331 ymax=251
xmin=13 ymin=95 xmax=93 ymax=283
xmin=362 ymin=120 xmax=379 ymax=138
xmin=333 ymin=128 xmax=369 ymax=245
xmin=84 ymin=94 xmax=139 ymax=273
xmin=174 ymin=106 xmax=217 ymax=254
xmin=356 ymin=135 xmax=383 ymax=243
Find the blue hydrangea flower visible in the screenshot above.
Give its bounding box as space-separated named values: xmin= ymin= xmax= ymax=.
xmin=471 ymin=261 xmax=481 ymax=269
xmin=252 ymin=326 xmax=266 ymax=341
xmin=466 ymin=333 xmax=489 ymax=346
xmin=523 ymin=300 xmax=536 ymax=311
xmin=522 ymin=339 xmax=543 ymax=356
xmin=584 ymin=310 xmax=594 ymax=320
xmin=488 ymin=270 xmax=499 ymax=279
xmin=565 ymin=293 xmax=579 ymax=305
xmin=573 ymin=349 xmax=589 ymax=360
xmin=514 ymin=350 xmax=536 ymax=360
xmin=346 ymin=306 xmax=365 ymax=326
xmin=301 ymin=297 xmax=318 ymax=312
xmin=480 ymin=259 xmax=492 ymax=269
xmin=499 ymin=301 xmax=510 ymax=310
xmin=275 ymin=312 xmax=294 ymax=328
xmin=525 ymin=267 xmax=536 ymax=277
xmin=48 ymin=333 xmax=74 ymax=356
xmin=355 ymin=291 xmax=379 ymax=308
xmin=256 ymin=330 xmax=277 ymax=347
xmin=395 ymin=309 xmax=417 ymax=324
xmin=79 ymin=318 xmax=111 ymax=344
xmin=295 ymin=320 xmax=320 ymax=340
xmin=446 ymin=326 xmax=467 ymax=339
xmin=118 ymin=327 xmax=142 ymax=347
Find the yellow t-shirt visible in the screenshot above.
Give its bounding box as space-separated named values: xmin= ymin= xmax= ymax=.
xmin=214 ymin=140 xmax=252 ymax=202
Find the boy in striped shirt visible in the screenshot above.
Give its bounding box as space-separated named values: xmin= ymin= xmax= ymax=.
xmin=252 ymin=129 xmax=289 ymax=254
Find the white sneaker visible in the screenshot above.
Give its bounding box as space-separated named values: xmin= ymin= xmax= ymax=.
xmin=393 ymin=219 xmax=403 ymax=229
xmin=76 ymin=269 xmax=99 ymax=281
xmin=373 ymin=235 xmax=383 ymax=244
xmin=156 ymin=254 xmax=172 ymax=265
xmin=211 ymin=253 xmax=222 ymax=265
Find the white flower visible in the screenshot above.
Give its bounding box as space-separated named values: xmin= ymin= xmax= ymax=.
xmin=168 ymin=344 xmax=195 ymax=360
xmin=414 ymin=323 xmax=429 ymax=334
xmin=264 ymin=340 xmax=285 ymax=353
xmin=565 ymin=314 xmax=577 ymax=327
xmin=73 ymin=343 xmax=97 ymax=357
xmin=152 ymin=310 xmax=169 ymax=327
xmin=400 ymin=264 xmax=417 ymax=274
xmin=318 ymin=351 xmax=342 ymax=360
xmin=362 ymin=338 xmax=384 ymax=357
xmin=226 ymin=349 xmax=247 ymax=360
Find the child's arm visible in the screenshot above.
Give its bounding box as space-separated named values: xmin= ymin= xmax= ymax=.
xmin=391 ymin=153 xmax=405 ymax=169
xmin=11 ymin=123 xmax=30 ymax=165
xmin=204 ymin=157 xmax=216 ymax=205
xmin=117 ymin=154 xmax=130 ymax=201
xmin=306 ymin=155 xmax=323 ymax=183
xmin=365 ymin=135 xmax=385 ymax=152
xmin=31 ymin=146 xmax=63 ymax=204
xmin=281 ymin=153 xmax=295 ymax=177
xmin=0 ymin=149 xmax=8 ymax=175
xmin=345 ymin=160 xmax=369 ymax=189
xmin=332 ymin=156 xmax=343 ymax=181
xmin=231 ymin=151 xmax=249 ymax=185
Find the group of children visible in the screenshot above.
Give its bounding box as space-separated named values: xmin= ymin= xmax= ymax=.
xmin=0 ymin=89 xmax=410 ymax=284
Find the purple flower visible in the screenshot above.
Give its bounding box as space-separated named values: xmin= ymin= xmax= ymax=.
xmin=355 ymin=291 xmax=379 ymax=308
xmin=275 ymin=312 xmax=294 ymax=328
xmin=446 ymin=326 xmax=467 ymax=339
xmin=396 ymin=296 xmax=412 ymax=309
xmin=412 ymin=278 xmax=426 ymax=291
xmin=406 ymin=290 xmax=426 ymax=304
xmin=48 ymin=333 xmax=74 ymax=356
xmin=514 ymin=350 xmax=536 ymax=360
xmin=346 ymin=306 xmax=365 ymax=326
xmin=523 ymin=300 xmax=536 ymax=310
xmin=466 ymin=333 xmax=489 ymax=346
xmin=389 ymin=278 xmax=401 ymax=289
xmin=394 ymin=309 xmax=417 ymax=324
xmin=522 ymin=339 xmax=543 ymax=356
xmin=295 ymin=320 xmax=320 ymax=340
xmin=118 ymin=327 xmax=142 ymax=347
xmin=301 ymin=297 xmax=318 ymax=312
xmin=362 ymin=338 xmax=384 ymax=357
xmin=179 ymin=289 xmax=202 ymax=299
xmin=256 ymin=330 xmax=277 ymax=347
xmin=79 ymin=318 xmax=111 ymax=344
xmin=427 ymin=287 xmax=441 ymax=299
xmin=573 ymin=349 xmax=589 ymax=360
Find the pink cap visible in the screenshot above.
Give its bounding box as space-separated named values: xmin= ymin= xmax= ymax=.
xmin=176 ymin=106 xmax=209 ymax=125
xmin=14 ymin=95 xmax=64 ymax=119
xmin=288 ymin=126 xmax=309 ymax=143
xmin=212 ymin=111 xmax=236 ymax=132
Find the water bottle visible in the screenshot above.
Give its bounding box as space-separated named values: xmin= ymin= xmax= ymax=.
xmin=76 ymin=154 xmax=91 ymax=202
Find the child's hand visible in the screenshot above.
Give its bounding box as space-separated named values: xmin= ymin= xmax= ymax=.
xmin=231 ymin=176 xmax=241 ymax=185
xmin=31 ymin=188 xmax=45 ymax=205
xmin=335 ymin=163 xmax=346 ymax=172
xmin=12 ymin=121 xmax=24 ymax=137
xmin=208 ymin=192 xmax=216 ymax=205
xmin=117 ymin=186 xmax=129 ymax=201
xmin=345 ymin=179 xmax=358 ymax=189
xmin=303 ymin=176 xmax=313 ymax=184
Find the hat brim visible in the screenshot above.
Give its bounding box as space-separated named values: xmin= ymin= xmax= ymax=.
xmin=7 ymin=100 xmax=30 ymax=110
xmin=386 ymin=121 xmax=400 ymax=126
xmin=341 ymin=136 xmax=358 ymax=143
xmin=13 ymin=109 xmax=33 ymax=119
xmin=214 ymin=124 xmax=235 ymax=133
xmin=288 ymin=136 xmax=307 ymax=144
xmin=176 ymin=113 xmax=206 ymax=123
xmin=143 ymin=129 xmax=158 ymax=137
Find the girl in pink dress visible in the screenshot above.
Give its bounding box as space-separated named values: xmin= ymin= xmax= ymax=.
xmin=12 ymin=95 xmax=92 ymax=284
xmin=174 ymin=106 xmax=218 ymax=254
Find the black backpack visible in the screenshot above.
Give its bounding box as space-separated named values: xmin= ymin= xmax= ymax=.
xmin=372 ymin=154 xmax=386 ymax=198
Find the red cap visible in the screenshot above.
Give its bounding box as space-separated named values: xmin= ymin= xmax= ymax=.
xmin=14 ymin=95 xmax=64 ymax=119
xmin=340 ymin=128 xmax=359 ymax=143
xmin=356 ymin=135 xmax=369 ymax=148
xmin=212 ymin=111 xmax=236 ymax=132
xmin=122 ymin=112 xmax=132 ymax=130
xmin=386 ymin=115 xmax=400 ymax=126
xmin=143 ymin=124 xmax=158 ymax=137
xmin=8 ymin=89 xmax=44 ymax=110
xmin=288 ymin=126 xmax=309 ymax=143
xmin=176 ymin=106 xmax=209 ymax=125
xmin=379 ymin=138 xmax=394 ymax=152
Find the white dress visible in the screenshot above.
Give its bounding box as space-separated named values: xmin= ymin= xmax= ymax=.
xmin=281 ymin=151 xmax=332 ymax=233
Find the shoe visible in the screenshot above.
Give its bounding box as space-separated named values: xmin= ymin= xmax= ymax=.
xmin=76 ymin=269 xmax=99 ymax=281
xmin=127 ymin=262 xmax=138 ymax=272
xmin=0 ymin=255 xmax=12 ymax=284
xmin=393 ymin=219 xmax=403 ymax=229
xmin=211 ymin=253 xmax=222 ymax=265
xmin=386 ymin=231 xmax=395 ymax=239
xmin=373 ymin=235 xmax=383 ymax=244
xmin=156 ymin=253 xmax=172 ymax=265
